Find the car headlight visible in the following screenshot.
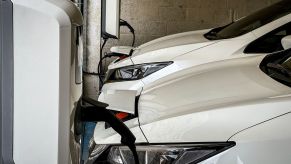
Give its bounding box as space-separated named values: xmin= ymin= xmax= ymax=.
xmin=87 ymin=143 xmax=109 ymax=163
xmin=105 ymin=62 xmax=173 ymax=83
xmin=92 ymin=142 xmax=235 ymax=164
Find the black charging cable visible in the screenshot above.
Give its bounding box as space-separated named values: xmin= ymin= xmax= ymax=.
xmin=94 ymin=19 xmax=135 ymax=88
xmin=120 ymin=19 xmax=135 ymax=47
xmin=99 ymin=38 xmax=108 ymax=82
xmin=97 ymin=52 xmax=131 ymax=87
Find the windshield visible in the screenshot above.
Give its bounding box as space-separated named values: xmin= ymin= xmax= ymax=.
xmin=205 ymin=0 xmax=291 ymax=40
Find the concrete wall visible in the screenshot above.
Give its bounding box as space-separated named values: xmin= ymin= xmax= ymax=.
xmin=83 ymin=0 xmax=101 ymax=98
xmin=106 ymin=0 xmax=280 ymax=47
xmin=84 ymin=0 xmax=280 ymax=98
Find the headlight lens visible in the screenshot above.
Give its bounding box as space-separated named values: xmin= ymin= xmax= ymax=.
xmin=97 ymin=142 xmax=235 ymax=164
xmin=105 ymin=62 xmax=173 ymax=83
xmin=87 ymin=142 xmax=109 ymax=163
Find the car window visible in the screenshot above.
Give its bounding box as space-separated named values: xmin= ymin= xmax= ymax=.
xmin=205 ymin=0 xmax=291 ymax=40
xmin=244 ymin=22 xmax=291 ymax=54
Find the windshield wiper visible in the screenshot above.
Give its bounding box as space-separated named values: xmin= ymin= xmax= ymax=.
xmin=204 ymin=28 xmax=221 ymax=40
xmin=204 ymin=23 xmax=233 ymax=40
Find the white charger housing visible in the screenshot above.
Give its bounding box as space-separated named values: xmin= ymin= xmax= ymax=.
xmin=101 ymin=0 xmax=121 ymax=39
xmin=11 ymin=0 xmax=83 ymax=163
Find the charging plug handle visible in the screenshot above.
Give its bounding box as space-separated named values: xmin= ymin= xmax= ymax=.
xmin=74 ymin=97 xmax=140 ymax=164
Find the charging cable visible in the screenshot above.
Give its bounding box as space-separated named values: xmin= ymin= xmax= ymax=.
xmin=120 ymin=19 xmax=135 ymax=47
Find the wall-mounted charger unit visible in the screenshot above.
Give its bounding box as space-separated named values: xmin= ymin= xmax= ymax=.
xmin=101 ymin=0 xmax=121 ymax=39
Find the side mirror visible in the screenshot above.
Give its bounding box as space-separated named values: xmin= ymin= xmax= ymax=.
xmin=281 ymin=35 xmax=291 ymax=50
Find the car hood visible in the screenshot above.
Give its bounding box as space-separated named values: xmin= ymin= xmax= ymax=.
xmin=108 ymin=29 xmax=217 ymax=69
xmin=95 ymin=55 xmax=291 ymax=144
xmin=138 ymin=55 xmax=291 ymax=143
xmin=134 ymin=29 xmax=211 ymax=56
xmin=131 ymin=29 xmax=218 ymax=64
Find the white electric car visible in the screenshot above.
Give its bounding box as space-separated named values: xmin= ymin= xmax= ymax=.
xmin=90 ymin=0 xmax=291 ymax=163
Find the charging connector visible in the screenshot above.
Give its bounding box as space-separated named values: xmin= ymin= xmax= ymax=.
xmin=74 ymin=97 xmax=140 ymax=164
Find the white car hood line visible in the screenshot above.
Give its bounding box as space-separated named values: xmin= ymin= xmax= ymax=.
xmin=137 ymin=55 xmax=291 ymax=143
xmin=95 ymin=55 xmax=291 ymax=144
xmin=108 ymin=29 xmax=217 ymax=69
xmin=128 ymin=30 xmax=220 ymax=66
xmin=132 ymin=29 xmax=211 ymax=57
